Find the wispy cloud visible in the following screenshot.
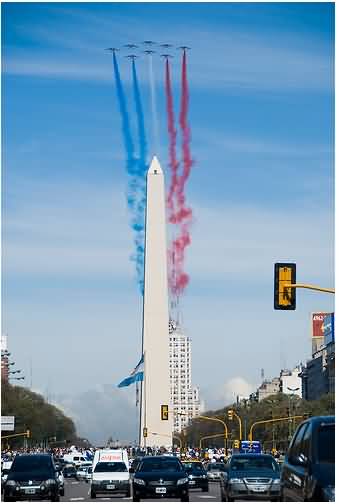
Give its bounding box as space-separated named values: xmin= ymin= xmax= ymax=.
xmin=3 ymin=7 xmax=333 ymax=93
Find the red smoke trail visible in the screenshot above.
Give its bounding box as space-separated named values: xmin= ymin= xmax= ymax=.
xmin=166 ymin=50 xmax=194 ymax=297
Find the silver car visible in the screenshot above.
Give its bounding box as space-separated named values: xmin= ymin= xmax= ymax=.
xmin=206 ymin=462 xmax=227 ymax=481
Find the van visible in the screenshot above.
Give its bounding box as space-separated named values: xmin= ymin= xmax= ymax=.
xmin=90 ymin=449 xmax=130 ymax=499
xmin=63 ymin=453 xmax=88 ymax=467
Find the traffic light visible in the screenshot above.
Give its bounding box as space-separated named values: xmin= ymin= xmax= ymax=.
xmin=233 ymin=440 xmax=240 ymax=449
xmin=227 ymin=409 xmax=234 ymax=421
xmin=161 ymin=405 xmax=169 ymax=420
xmin=26 ymin=429 xmax=30 ymax=438
xmin=143 ymin=427 xmax=148 ymax=438
xmin=274 ymin=263 xmax=296 ymax=310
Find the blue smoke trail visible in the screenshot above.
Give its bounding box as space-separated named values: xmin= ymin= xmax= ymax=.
xmin=131 ymin=59 xmax=148 ymax=295
xmin=112 ymin=53 xmax=145 ymax=294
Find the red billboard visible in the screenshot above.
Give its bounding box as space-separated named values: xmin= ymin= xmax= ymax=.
xmin=312 ymin=312 xmax=330 ymax=338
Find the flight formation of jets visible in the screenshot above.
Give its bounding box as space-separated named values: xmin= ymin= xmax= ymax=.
xmin=105 ymin=41 xmax=190 ymax=60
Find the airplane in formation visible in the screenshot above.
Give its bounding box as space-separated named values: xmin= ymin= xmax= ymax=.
xmin=126 ymin=54 xmax=138 ymax=60
xmin=105 ymin=47 xmax=119 ymax=53
xmin=143 ymin=40 xmax=156 ymax=45
xmin=143 ymin=50 xmax=156 ymax=55
xmin=124 ymin=44 xmax=138 ymax=49
xmin=161 ymin=54 xmax=173 ymax=60
xmin=160 ymin=43 xmax=172 ymax=49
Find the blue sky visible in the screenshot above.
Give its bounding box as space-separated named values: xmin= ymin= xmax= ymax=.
xmin=2 ymin=2 xmax=334 ymax=444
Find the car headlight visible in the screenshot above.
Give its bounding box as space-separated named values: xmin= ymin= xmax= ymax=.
xmin=188 ymin=474 xmax=193 ymax=479
xmin=229 ymin=478 xmax=242 ymax=484
xmin=207 ymin=472 xmax=213 ymax=477
xmin=202 ymin=474 xmax=207 ymax=479
xmin=323 ymin=486 xmax=335 ymax=502
xmin=177 ymin=477 xmax=189 ymax=485
xmin=133 ymin=478 xmax=146 ymax=486
xmin=5 ymin=480 xmax=17 ymax=486
xmin=273 ymin=479 xmax=281 ymax=484
xmin=45 ymin=478 xmax=56 ymax=486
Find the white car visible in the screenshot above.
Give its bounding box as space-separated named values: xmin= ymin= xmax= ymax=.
xmin=1 ymin=461 xmax=13 ymax=489
xmin=77 ymin=464 xmax=92 ymax=480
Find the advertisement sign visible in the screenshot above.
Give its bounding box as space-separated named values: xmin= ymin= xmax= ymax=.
xmin=1 ymin=416 xmax=15 ymax=431
xmin=312 ymin=312 xmax=330 ymax=338
xmin=323 ymin=313 xmax=335 ymax=346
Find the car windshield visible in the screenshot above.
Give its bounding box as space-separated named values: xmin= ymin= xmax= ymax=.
xmin=231 ymin=456 xmax=279 ymax=472
xmin=94 ymin=462 xmax=127 ymax=472
xmin=2 ymin=469 xmax=10 ymax=475
xmin=12 ymin=456 xmax=54 ymax=473
xmin=318 ymin=425 xmax=335 ymax=463
xmin=139 ymin=459 xmax=182 ymax=472
xmin=183 ymin=463 xmax=204 ymax=473
xmin=207 ymin=464 xmax=226 ymax=471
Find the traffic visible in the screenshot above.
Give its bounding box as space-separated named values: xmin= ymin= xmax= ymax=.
xmin=1 ymin=415 xmax=335 ymax=502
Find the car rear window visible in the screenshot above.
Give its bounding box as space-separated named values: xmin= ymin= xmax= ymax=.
xmin=318 ymin=424 xmax=334 ymax=463
xmin=231 ymin=456 xmax=279 ymax=472
xmin=12 ymin=456 xmax=53 ymax=472
xmin=139 ymin=459 xmax=182 ymax=472
xmin=207 ymin=463 xmax=226 ymax=471
xmin=94 ymin=462 xmax=127 ymax=472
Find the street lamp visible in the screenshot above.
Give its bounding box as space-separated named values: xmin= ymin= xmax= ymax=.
xmin=287 ymin=387 xmax=300 ymax=439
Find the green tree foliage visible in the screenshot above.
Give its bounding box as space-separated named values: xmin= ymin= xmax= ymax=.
xmin=184 ymin=392 xmax=334 ymax=452
xmin=2 ymin=383 xmax=77 ymax=448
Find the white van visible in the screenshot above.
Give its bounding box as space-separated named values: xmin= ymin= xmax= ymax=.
xmin=63 ymin=453 xmax=89 ymax=467
xmin=90 ymin=449 xmax=130 ymax=499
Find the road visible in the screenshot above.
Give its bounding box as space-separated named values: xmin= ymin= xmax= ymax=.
xmin=61 ymin=479 xmax=222 ymax=502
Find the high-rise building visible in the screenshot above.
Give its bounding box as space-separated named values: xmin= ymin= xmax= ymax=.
xmin=1 ymin=334 xmax=9 ymax=383
xmin=169 ymin=321 xmax=201 ymax=433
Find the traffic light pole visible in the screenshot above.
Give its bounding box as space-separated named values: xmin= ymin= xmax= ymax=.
xmin=248 ymin=416 xmax=303 ymax=442
xmin=2 ymin=430 xmax=30 ymax=440
xmin=286 ymin=283 xmax=335 ymax=294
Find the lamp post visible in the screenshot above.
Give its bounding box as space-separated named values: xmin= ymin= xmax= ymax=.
xmin=287 ymin=387 xmax=300 ymax=439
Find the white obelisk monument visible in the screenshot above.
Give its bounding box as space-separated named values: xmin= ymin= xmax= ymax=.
xmin=140 ymin=156 xmax=172 ymax=447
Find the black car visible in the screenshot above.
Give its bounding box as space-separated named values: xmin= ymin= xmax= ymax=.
xmin=182 ymin=461 xmax=209 ymax=492
xmin=3 ymin=453 xmax=60 ymax=502
xmin=132 ymin=456 xmax=189 ymax=501
xmin=280 ymin=415 xmax=335 ymax=502
xmin=220 ymin=453 xmax=281 ymax=502
xmin=62 ymin=464 xmax=78 ymax=478
xmin=130 ymin=457 xmax=144 ymax=474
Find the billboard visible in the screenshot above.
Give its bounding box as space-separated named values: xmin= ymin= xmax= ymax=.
xmin=312 ymin=312 xmax=330 ymax=338
xmin=324 ymin=313 xmax=335 ymax=346
xmin=1 ymin=416 xmax=15 ymax=431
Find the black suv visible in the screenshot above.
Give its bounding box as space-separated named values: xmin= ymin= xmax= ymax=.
xmin=3 ymin=453 xmax=60 ymax=502
xmin=281 ymin=415 xmax=335 ymax=501
xmin=132 ymin=456 xmax=189 ymax=501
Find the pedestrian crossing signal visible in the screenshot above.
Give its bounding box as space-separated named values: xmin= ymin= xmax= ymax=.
xmin=161 ymin=405 xmax=169 ymax=420
xmin=274 ymin=263 xmax=296 ymax=310
xmin=143 ymin=427 xmax=148 ymax=438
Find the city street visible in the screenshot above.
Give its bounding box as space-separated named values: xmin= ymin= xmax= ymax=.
xmin=62 ymin=480 xmax=222 ymax=502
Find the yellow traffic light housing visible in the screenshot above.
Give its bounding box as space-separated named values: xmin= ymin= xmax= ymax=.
xmin=143 ymin=427 xmax=148 ymax=438
xmin=161 ymin=405 xmax=169 ymax=420
xmin=26 ymin=429 xmax=30 ymax=438
xmin=274 ymin=263 xmax=296 ymax=310
xmin=233 ymin=439 xmax=240 ymax=449
xmin=227 ymin=409 xmax=234 ymax=421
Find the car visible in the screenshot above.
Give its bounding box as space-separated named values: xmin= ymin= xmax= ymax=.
xmin=2 ymin=461 xmax=13 ymax=490
xmin=206 ymin=462 xmax=227 ymax=481
xmin=220 ymin=453 xmax=281 ymax=502
xmin=77 ymin=464 xmax=92 ymax=480
xmin=85 ymin=466 xmax=93 ymax=483
xmin=132 ymin=455 xmax=189 ymax=501
xmin=90 ymin=449 xmax=130 ymax=498
xmin=130 ymin=456 xmax=144 ymax=474
xmin=62 ymin=464 xmax=78 ymax=479
xmin=3 ymin=453 xmax=60 ymax=502
xmin=280 ymin=415 xmax=335 ymax=502
xmin=54 ymin=464 xmax=64 ymax=497
xmin=182 ymin=460 xmax=209 ymax=492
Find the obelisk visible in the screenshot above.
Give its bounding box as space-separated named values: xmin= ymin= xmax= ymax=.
xmin=140 ymin=156 xmax=172 ymax=447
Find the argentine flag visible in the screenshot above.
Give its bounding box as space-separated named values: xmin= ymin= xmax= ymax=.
xmin=118 ymin=355 xmax=144 ymax=388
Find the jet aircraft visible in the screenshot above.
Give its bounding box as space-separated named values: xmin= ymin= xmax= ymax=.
xmin=126 ymin=54 xmax=138 ymax=60
xmin=105 ymin=47 xmax=119 ymax=52
xmin=160 ymin=43 xmax=172 ymax=49
xmin=178 ymin=46 xmax=191 ymax=51
xmin=143 ymin=50 xmax=156 ymax=55
xmin=124 ymin=44 xmax=138 ymax=49
xmin=143 ymin=40 xmax=156 ymax=45
xmin=161 ymin=54 xmax=173 ymax=60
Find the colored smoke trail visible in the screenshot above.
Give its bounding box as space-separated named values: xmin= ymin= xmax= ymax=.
xmin=165 ymin=59 xmax=180 ymax=294
xmin=131 ymin=59 xmax=149 ymax=295
xmin=148 ymin=54 xmax=160 ymax=154
xmin=112 ymin=52 xmax=145 ymax=294
xmin=165 ymin=51 xmax=194 ymax=298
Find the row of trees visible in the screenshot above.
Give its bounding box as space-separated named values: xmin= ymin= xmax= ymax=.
xmin=1 ymin=383 xmax=78 ymax=449
xmin=182 ymin=392 xmax=334 ymax=452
